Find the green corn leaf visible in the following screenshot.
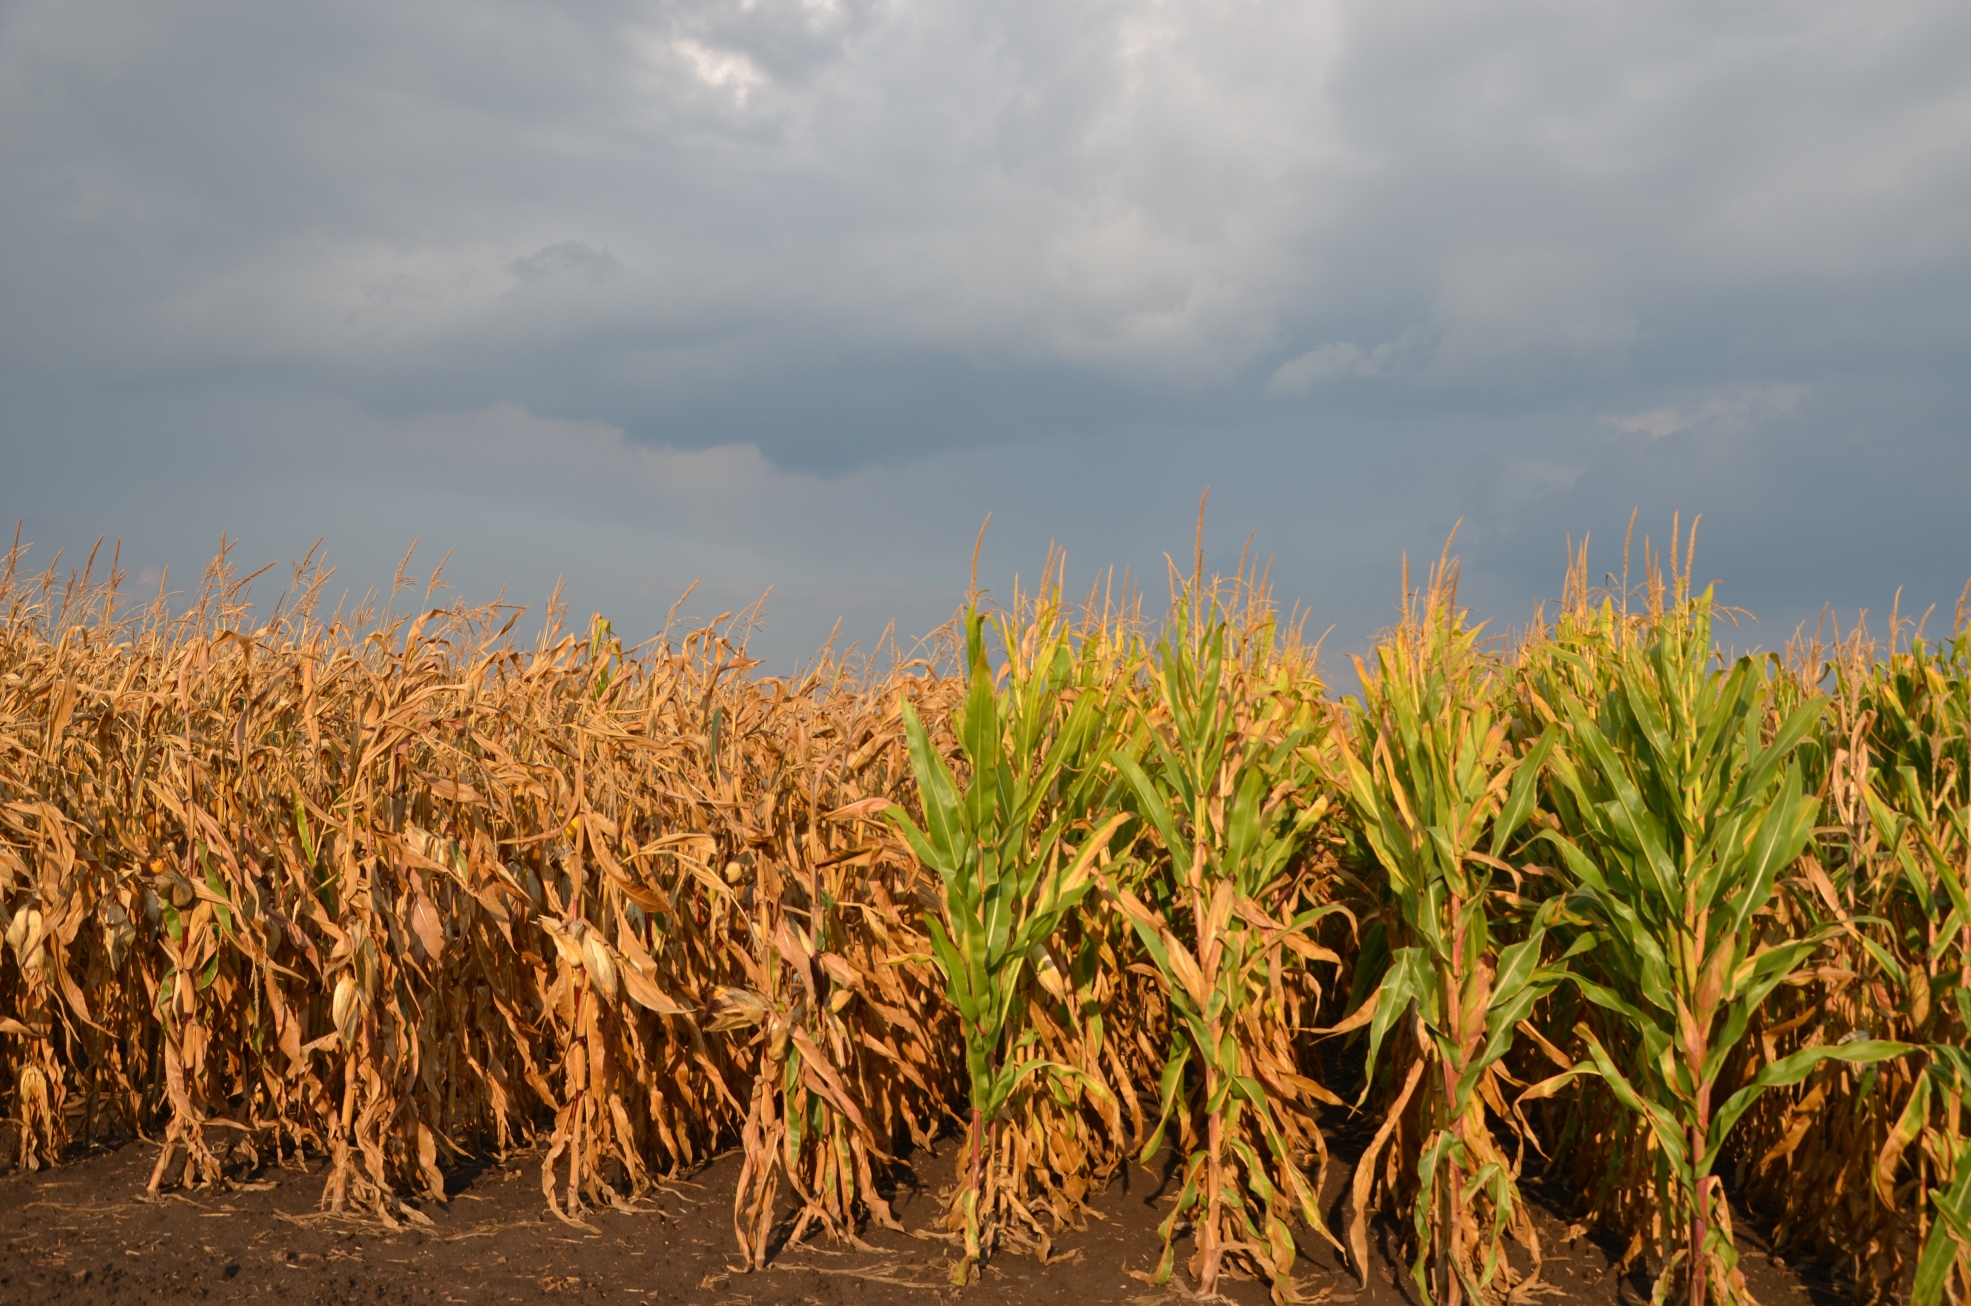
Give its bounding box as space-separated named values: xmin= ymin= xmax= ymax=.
xmin=1703 ymin=1039 xmax=1910 ymax=1170
xmin=1913 ymin=1183 xmax=1970 ymax=1306
xmin=1112 ymin=751 xmax=1184 ymax=877
xmin=1360 ymin=945 xmax=1426 ymax=1103
xmin=1490 ymin=727 xmax=1556 ymax=858
xmin=1573 ymin=1024 xmax=1692 ymax=1182
xmin=898 ymin=701 xmax=965 ymax=868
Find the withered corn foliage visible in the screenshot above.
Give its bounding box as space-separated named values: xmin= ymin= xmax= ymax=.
xmin=6 ymin=527 xmax=1971 ymax=1306
xmin=0 ymin=540 xmax=964 ymax=1243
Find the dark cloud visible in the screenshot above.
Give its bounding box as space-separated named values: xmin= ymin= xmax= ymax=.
xmin=1 ymin=0 xmax=1966 ymax=670
xmin=508 ymin=242 xmax=619 ymax=286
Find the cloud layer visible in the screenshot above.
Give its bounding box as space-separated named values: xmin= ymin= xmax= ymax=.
xmin=3 ymin=0 xmax=1968 ymax=667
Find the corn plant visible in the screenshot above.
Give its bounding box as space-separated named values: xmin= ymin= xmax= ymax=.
xmin=720 ymin=867 xmax=934 ymax=1263
xmin=1834 ymin=624 xmax=1971 ymax=1305
xmin=0 ymin=541 xmax=931 ymax=1237
xmin=719 ymin=709 xmax=956 ymax=1267
xmin=13 ymin=523 xmax=1971 ymax=1303
xmin=887 ymin=603 xmax=1126 ymax=1282
xmin=1329 ymin=556 xmax=1561 ymax=1306
xmin=1106 ymin=572 xmax=1343 ymax=1303
xmin=1531 ymin=584 xmax=1908 ymax=1306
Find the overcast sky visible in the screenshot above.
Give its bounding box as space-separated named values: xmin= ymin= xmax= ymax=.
xmin=4 ymin=0 xmax=1968 ymax=675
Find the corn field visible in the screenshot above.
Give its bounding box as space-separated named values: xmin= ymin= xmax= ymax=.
xmin=2 ymin=526 xmax=1969 ymax=1306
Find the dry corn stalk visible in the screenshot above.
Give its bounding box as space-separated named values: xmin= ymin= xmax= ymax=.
xmin=0 ymin=540 xmax=951 ymax=1236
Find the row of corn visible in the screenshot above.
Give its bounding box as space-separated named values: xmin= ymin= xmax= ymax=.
xmin=0 ymin=532 xmax=1967 ymax=1305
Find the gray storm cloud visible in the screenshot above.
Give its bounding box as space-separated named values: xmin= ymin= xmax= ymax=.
xmin=2 ymin=0 xmax=1967 ymax=668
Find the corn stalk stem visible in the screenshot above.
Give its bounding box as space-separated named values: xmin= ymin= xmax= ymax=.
xmin=967 ymin=1104 xmax=984 ymax=1201
xmin=1690 ymin=1080 xmax=1712 ymax=1306
xmin=1442 ymin=891 xmax=1468 ymax=1306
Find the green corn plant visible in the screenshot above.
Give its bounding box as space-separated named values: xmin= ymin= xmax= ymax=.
xmin=1842 ymin=624 xmax=1971 ymax=1305
xmin=1916 ymin=1139 xmax=1971 ymax=1306
xmin=1107 ymin=574 xmax=1344 ymax=1303
xmin=1530 ymin=583 xmax=1908 ymax=1306
xmin=1328 ymin=556 xmax=1562 ymax=1306
xmin=1891 ymin=1044 xmax=1971 ymax=1306
xmin=887 ymin=603 xmax=1126 ymax=1283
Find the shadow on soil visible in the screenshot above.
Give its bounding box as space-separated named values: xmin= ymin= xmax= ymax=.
xmin=0 ymin=1124 xmax=1851 ymax=1306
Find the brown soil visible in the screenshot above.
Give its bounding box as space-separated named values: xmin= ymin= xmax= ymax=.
xmin=0 ymin=1141 xmax=1839 ymax=1306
